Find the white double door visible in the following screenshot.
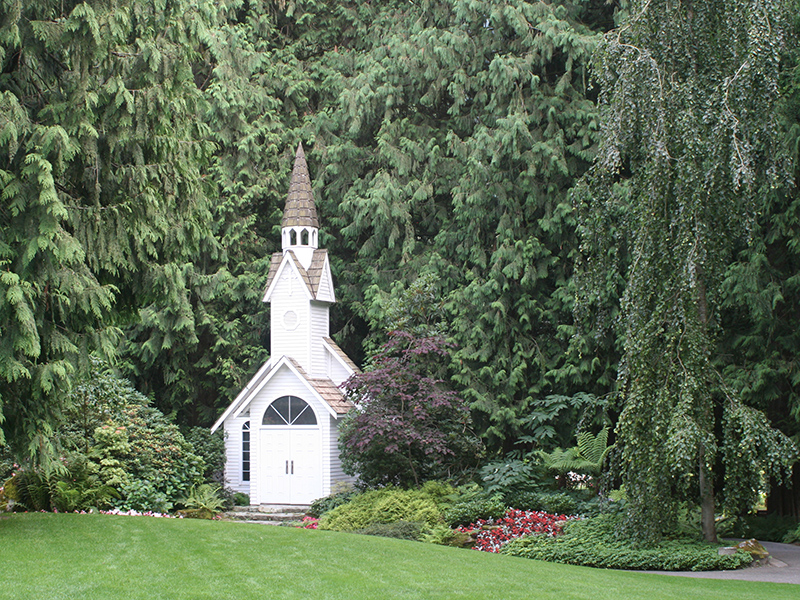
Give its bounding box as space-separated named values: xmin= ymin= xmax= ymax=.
xmin=259 ymin=426 xmax=321 ymax=504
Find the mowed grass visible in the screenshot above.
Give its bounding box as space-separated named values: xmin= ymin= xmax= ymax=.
xmin=0 ymin=513 xmax=795 ymax=600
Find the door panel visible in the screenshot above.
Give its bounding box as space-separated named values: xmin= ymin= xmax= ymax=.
xmin=259 ymin=427 xmax=321 ymax=504
xmin=259 ymin=429 xmax=291 ymax=504
xmin=289 ymin=429 xmax=321 ymax=504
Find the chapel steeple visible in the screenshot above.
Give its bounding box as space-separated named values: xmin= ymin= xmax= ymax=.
xmin=281 ymin=142 xmax=319 ymax=268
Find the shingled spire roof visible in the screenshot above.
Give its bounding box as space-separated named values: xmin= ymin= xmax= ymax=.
xmin=282 ymin=142 xmax=319 ymax=228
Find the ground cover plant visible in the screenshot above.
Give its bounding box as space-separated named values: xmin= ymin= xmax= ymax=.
xmin=1 ymin=512 xmax=796 ymax=600
xmin=502 ymin=511 xmax=753 ymax=571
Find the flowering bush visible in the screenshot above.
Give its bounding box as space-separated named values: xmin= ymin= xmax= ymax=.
xmin=502 ymin=512 xmax=753 ymax=571
xmin=300 ymin=516 xmax=318 ymax=529
xmin=456 ymin=509 xmax=573 ymax=553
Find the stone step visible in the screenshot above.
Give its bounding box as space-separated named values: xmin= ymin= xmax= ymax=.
xmin=225 ymin=511 xmax=306 ymax=522
xmin=222 ymin=504 xmax=311 ymax=524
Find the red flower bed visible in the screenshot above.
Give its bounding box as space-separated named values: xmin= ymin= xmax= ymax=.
xmin=456 ymin=509 xmax=575 ymax=553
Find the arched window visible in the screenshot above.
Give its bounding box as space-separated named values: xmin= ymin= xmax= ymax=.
xmin=289 ymin=229 xmax=297 ymax=245
xmin=301 ymin=228 xmax=309 ymax=245
xmin=262 ymin=396 xmax=317 ymax=426
xmin=242 ymin=421 xmax=250 ymax=482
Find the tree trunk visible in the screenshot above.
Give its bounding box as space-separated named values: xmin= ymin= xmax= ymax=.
xmin=695 ymin=267 xmax=718 ymax=543
xmin=699 ymin=449 xmax=718 ymax=543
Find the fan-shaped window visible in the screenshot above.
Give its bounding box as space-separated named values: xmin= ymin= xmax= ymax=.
xmin=242 ymin=421 xmax=250 ymax=482
xmin=262 ymin=396 xmax=317 ymax=426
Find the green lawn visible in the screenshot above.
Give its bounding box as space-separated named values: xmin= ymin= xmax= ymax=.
xmin=0 ymin=513 xmax=794 ymax=600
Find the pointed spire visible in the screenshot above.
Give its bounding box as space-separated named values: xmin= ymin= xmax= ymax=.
xmin=282 ymin=142 xmax=319 ymax=228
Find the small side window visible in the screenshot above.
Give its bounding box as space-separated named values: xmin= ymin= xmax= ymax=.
xmin=242 ymin=421 xmax=250 ymax=482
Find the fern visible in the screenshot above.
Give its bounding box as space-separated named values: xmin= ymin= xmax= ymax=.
xmin=537 ymin=427 xmax=613 ymax=477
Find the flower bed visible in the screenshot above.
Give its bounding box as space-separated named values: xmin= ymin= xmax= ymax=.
xmin=456 ymin=509 xmax=574 ymax=553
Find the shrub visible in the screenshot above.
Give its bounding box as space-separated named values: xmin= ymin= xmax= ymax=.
xmin=318 ymin=486 xmax=449 ymax=532
xmin=717 ymin=513 xmax=799 ymax=543
xmin=232 ymin=492 xmax=250 ymax=506
xmin=3 ymin=455 xmax=119 ymax=512
xmin=180 ymin=484 xmax=225 ymax=515
xmin=4 ymin=468 xmax=54 ymax=511
xmin=355 ymin=520 xmax=423 ymax=541
xmin=308 ymin=484 xmax=358 ymax=518
xmin=51 ymin=455 xmax=118 ymax=512
xmin=61 ymin=361 xmax=205 ymax=512
xmin=784 ymin=524 xmax=800 ymax=544
xmin=422 ymin=523 xmax=475 ymax=547
xmin=534 ymin=492 xmax=578 ymax=516
xmin=503 ymin=512 xmax=753 ymax=571
xmin=339 ymin=332 xmax=483 ymax=487
xmin=479 ymin=460 xmax=541 ymax=500
xmin=182 ymin=427 xmax=226 ymax=482
xmin=443 ymin=494 xmax=506 ymax=527
xmin=119 ymin=480 xmax=173 ymax=513
xmin=0 ymin=446 xmax=15 ymax=481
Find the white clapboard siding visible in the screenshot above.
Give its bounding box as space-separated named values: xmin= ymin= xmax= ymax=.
xmin=328 ymin=415 xmax=356 ymax=489
xmin=326 ymin=348 xmax=353 ymax=386
xmin=223 ymin=414 xmax=251 ymax=495
xmin=270 ymin=290 xmax=311 ymax=370
xmin=309 ymin=302 xmax=330 ymax=376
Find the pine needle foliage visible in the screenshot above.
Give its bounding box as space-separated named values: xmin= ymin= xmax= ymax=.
xmin=0 ymin=0 xmax=249 ymax=448
xmin=308 ymin=0 xmax=619 ymax=451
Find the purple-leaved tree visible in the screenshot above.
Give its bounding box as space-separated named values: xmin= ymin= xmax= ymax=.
xmin=339 ymin=331 xmax=483 ymax=487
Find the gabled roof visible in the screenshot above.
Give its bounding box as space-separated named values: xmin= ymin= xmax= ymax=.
xmin=263 ymin=249 xmax=333 ymax=303
xmin=287 ymin=358 xmax=353 ymax=415
xmin=323 ymin=337 xmax=360 ymax=375
xmin=210 ymin=357 xmax=275 ymax=433
xmin=211 ymin=355 xmax=353 ymax=433
xmin=282 ymin=142 xmax=319 ymax=228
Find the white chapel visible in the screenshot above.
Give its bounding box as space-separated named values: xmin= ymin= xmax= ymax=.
xmin=212 ymin=143 xmax=357 ymax=505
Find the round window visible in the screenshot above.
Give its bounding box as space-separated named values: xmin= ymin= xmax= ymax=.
xmin=283 ymin=310 xmax=299 ymax=330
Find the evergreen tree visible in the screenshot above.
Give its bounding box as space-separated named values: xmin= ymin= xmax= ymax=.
xmin=308 ymin=0 xmax=618 ymax=452
xmin=0 ymin=0 xmax=217 ymax=456
xmin=577 ymin=0 xmax=798 ymax=541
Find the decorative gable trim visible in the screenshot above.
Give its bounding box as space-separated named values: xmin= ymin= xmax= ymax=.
xmin=311 ymin=251 xmax=336 ymax=303
xmin=222 ymin=356 xmax=350 ymax=427
xmin=210 ymin=357 xmax=274 ymax=433
xmin=262 ymin=250 xmax=315 ymax=303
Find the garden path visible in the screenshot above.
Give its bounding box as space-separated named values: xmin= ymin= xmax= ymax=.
xmin=646 ymin=541 xmax=800 ymax=584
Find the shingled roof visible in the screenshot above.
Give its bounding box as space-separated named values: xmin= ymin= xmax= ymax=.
xmin=263 ymin=249 xmax=330 ymax=300
xmin=323 ymin=337 xmax=361 ymax=374
xmin=282 ymin=142 xmax=319 ymax=228
xmin=287 ymin=358 xmax=353 ymax=415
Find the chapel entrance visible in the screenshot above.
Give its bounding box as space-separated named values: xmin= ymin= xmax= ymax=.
xmin=258 ymin=396 xmax=322 ymax=504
